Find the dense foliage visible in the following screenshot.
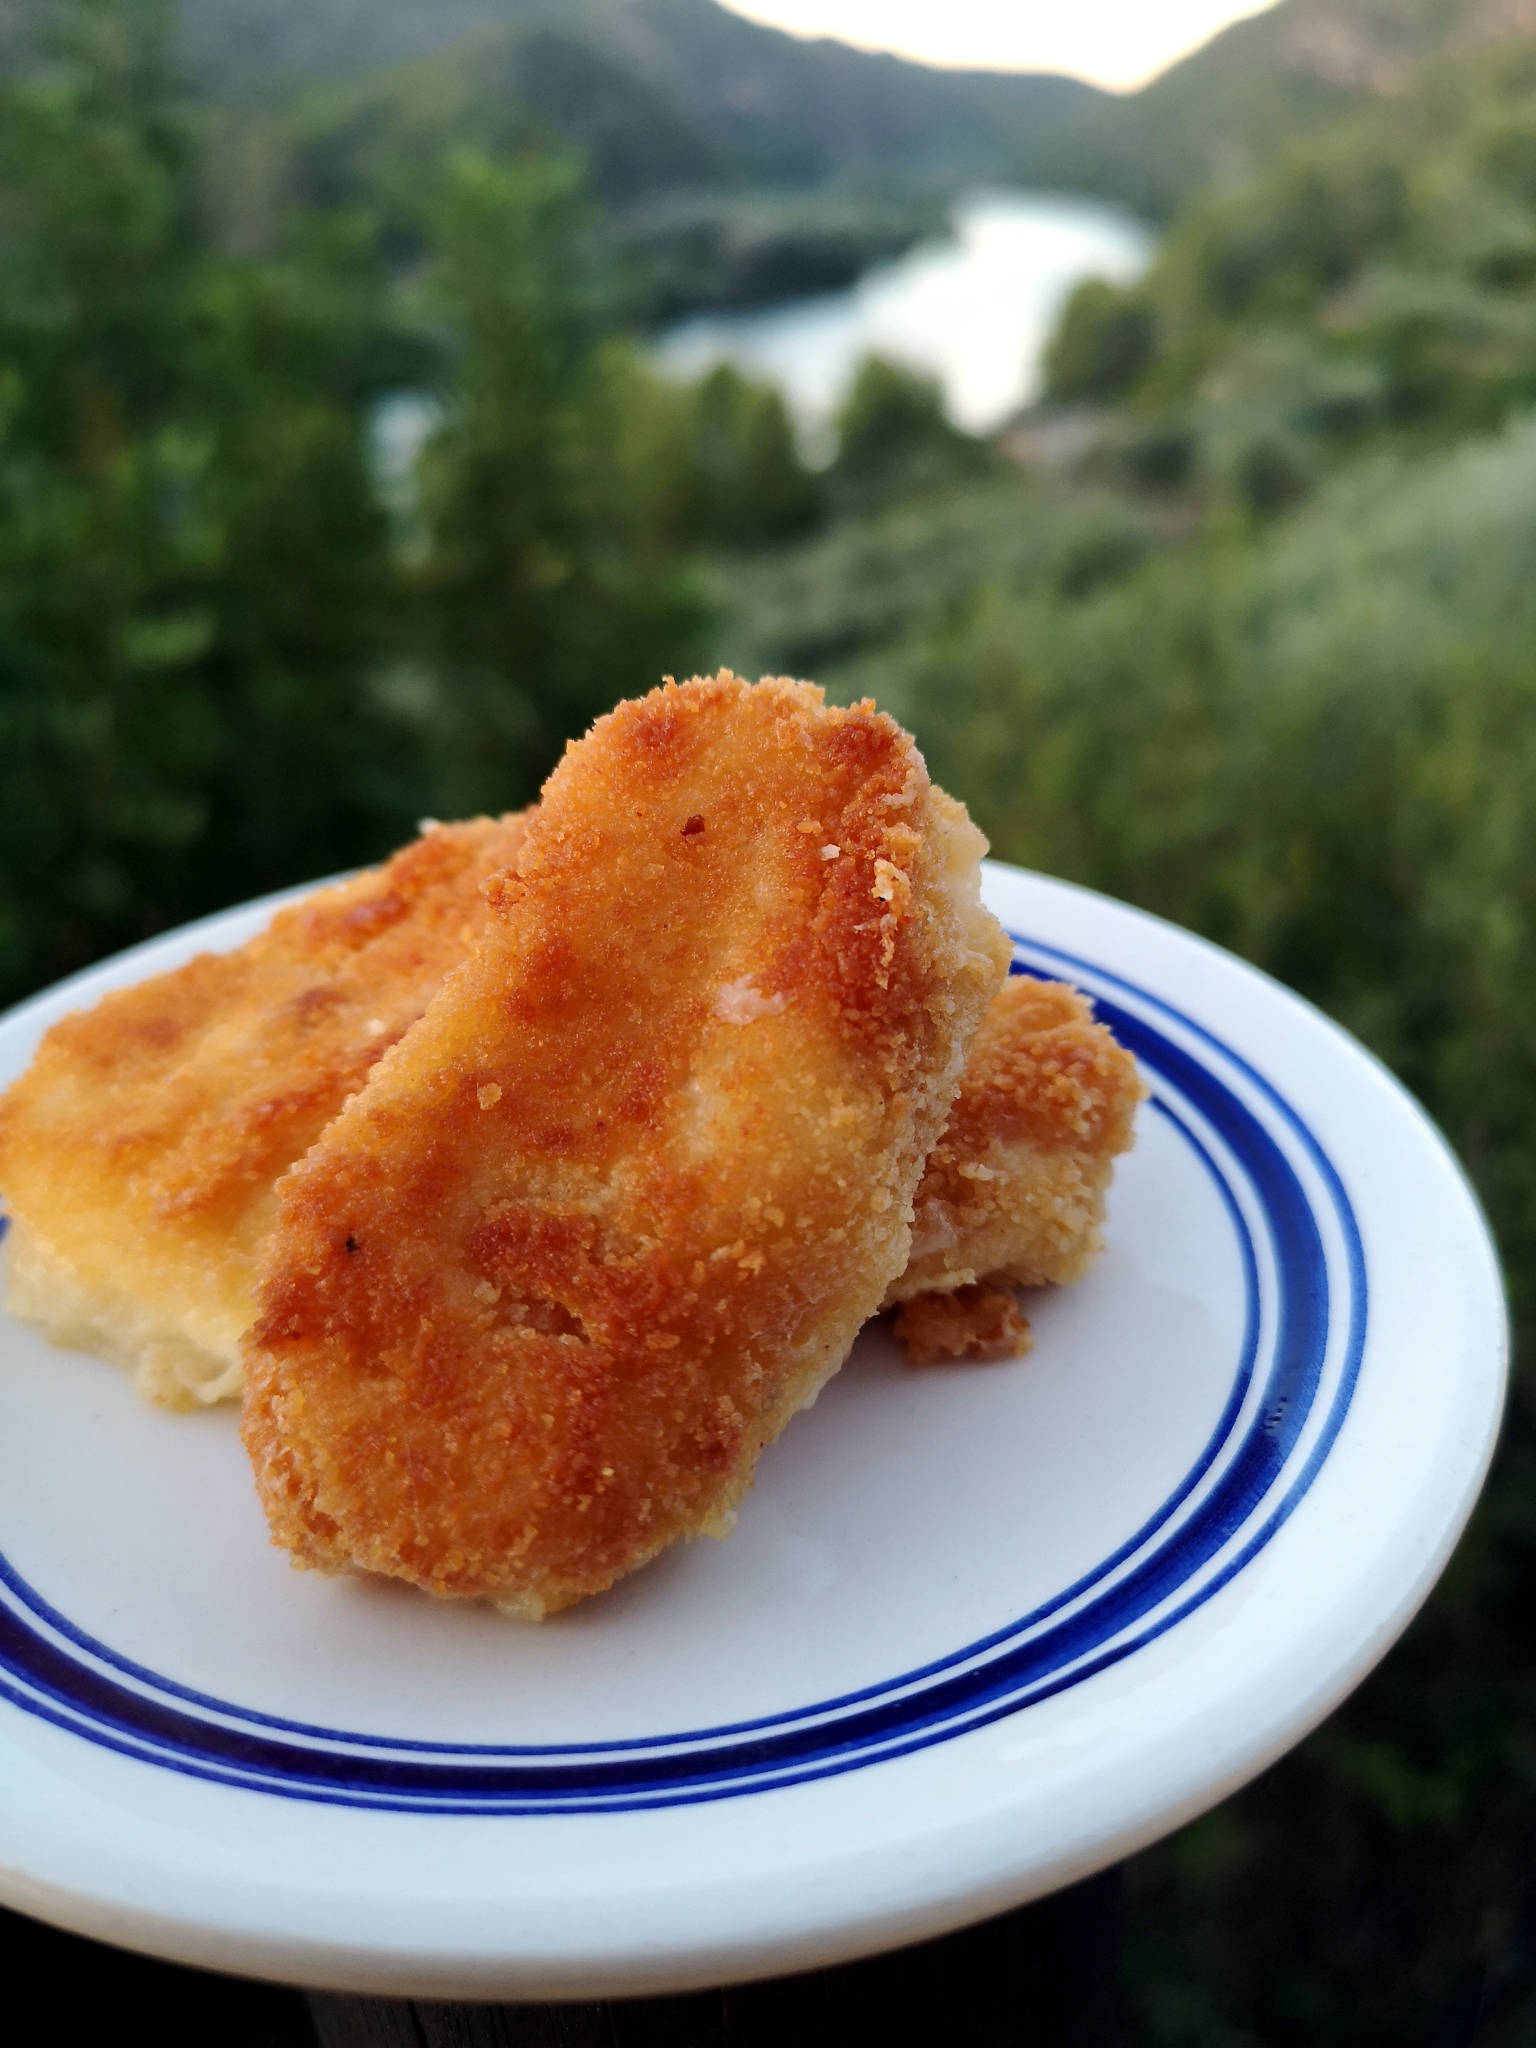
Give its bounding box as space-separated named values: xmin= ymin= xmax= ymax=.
xmin=0 ymin=0 xmax=417 ymax=994
xmin=1047 ymin=35 xmax=1536 ymax=516
xmin=0 ymin=0 xmax=785 ymax=995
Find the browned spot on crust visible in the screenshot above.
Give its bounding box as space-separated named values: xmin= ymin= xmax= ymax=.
xmin=890 ymin=1284 xmax=1033 ymax=1365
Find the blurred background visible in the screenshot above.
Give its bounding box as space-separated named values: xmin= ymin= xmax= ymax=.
xmin=2 ymin=0 xmax=1534 ymax=2037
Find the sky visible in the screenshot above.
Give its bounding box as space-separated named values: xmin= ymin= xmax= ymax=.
xmin=717 ymin=0 xmax=1285 ymax=94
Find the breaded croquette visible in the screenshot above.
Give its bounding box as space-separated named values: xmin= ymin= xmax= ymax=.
xmin=242 ymin=673 xmax=1010 ymax=1615
xmin=0 ymin=828 xmax=1138 ymax=1409
xmin=885 ymin=974 xmax=1143 ymax=1321
xmin=0 ymin=815 xmax=531 ymax=1408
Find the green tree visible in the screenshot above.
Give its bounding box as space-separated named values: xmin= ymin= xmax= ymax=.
xmin=827 ymin=354 xmax=989 ymax=508
xmin=0 ymin=0 xmax=417 ymax=1003
xmin=1044 ymin=277 xmax=1157 ymax=402
xmin=410 ymin=151 xmax=707 ymax=816
xmin=184 ymin=225 xmax=417 ymax=888
xmin=681 ymin=363 xmax=819 ymax=547
xmin=0 ymin=0 xmax=196 ymax=464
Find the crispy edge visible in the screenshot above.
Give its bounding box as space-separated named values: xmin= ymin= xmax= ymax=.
xmin=886 ymin=974 xmax=1145 ymax=1303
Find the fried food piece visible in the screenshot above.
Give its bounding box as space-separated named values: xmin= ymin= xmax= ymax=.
xmin=0 ymin=827 xmax=1131 ymax=1416
xmin=0 ymin=815 xmax=532 ymax=1409
xmin=243 ymin=673 xmax=1010 ymax=1616
xmin=890 ymin=1283 xmax=1034 ymax=1365
xmin=885 ymin=974 xmax=1143 ymax=1306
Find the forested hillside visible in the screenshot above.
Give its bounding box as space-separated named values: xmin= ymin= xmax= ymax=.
xmin=1031 ymin=0 xmax=1536 ymax=211
xmin=168 ymin=0 xmax=1536 ymax=311
xmin=1045 ymin=31 xmax=1536 ymax=501
xmin=167 ymin=0 xmax=1103 ymax=314
xmin=177 ymin=0 xmax=1097 ymax=191
xmin=168 ymin=0 xmax=1536 ymax=225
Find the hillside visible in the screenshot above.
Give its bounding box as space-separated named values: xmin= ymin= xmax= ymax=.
xmin=1040 ymin=23 xmax=1536 ymax=518
xmin=175 ymin=0 xmax=1536 ymax=222
xmin=1037 ymin=0 xmax=1536 ymax=214
xmin=168 ymin=0 xmax=1109 ymax=316
xmin=179 ymin=0 xmax=1101 ymax=190
xmin=20 ymin=0 xmax=1536 ymax=232
xmin=169 ymin=0 xmax=1112 ymax=318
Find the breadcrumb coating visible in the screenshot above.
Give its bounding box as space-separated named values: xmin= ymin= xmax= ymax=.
xmin=885 ymin=974 xmax=1143 ymax=1305
xmin=0 ymin=816 xmax=531 ymax=1407
xmin=0 ymin=845 xmax=1139 ymax=1424
xmin=890 ymin=1284 xmax=1034 ymax=1365
xmin=241 ymin=673 xmax=1010 ymax=1615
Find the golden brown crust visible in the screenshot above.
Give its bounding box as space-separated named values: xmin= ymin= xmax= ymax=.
xmin=242 ymin=673 xmax=1009 ymax=1614
xmin=0 ymin=820 xmax=1135 ymax=1418
xmin=890 ymin=1284 xmax=1034 ymax=1365
xmin=885 ymin=974 xmax=1144 ymax=1304
xmin=0 ymin=815 xmax=532 ymax=1405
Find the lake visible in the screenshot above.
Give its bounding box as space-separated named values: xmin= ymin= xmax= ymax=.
xmin=652 ymin=189 xmax=1154 ymax=454
xmin=371 ymin=190 xmax=1155 ymax=494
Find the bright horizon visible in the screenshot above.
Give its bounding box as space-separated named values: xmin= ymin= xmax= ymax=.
xmin=716 ymin=0 xmax=1284 ymax=94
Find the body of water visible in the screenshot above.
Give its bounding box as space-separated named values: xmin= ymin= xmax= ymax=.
xmin=653 ymin=190 xmax=1154 ymax=453
xmin=371 ymin=191 xmax=1154 ymax=495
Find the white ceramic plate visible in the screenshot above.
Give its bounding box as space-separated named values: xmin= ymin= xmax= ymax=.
xmin=0 ymin=862 xmax=1507 ymax=1999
